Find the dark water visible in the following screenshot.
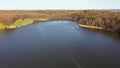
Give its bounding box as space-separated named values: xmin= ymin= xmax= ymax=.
xmin=109 ymin=10 xmax=120 ymax=12
xmin=0 ymin=21 xmax=120 ymax=68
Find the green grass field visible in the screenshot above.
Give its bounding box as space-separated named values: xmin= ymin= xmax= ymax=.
xmin=0 ymin=19 xmax=33 ymax=29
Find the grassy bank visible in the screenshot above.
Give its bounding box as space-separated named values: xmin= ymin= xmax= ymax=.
xmin=0 ymin=22 xmax=6 ymax=29
xmin=0 ymin=19 xmax=34 ymax=29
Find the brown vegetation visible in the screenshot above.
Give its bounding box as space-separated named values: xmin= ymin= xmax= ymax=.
xmin=69 ymin=10 xmax=120 ymax=32
xmin=0 ymin=10 xmax=120 ymax=32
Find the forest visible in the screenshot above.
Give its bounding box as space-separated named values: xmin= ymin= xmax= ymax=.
xmin=0 ymin=10 xmax=120 ymax=32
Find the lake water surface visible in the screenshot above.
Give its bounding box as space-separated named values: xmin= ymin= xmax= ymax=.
xmin=0 ymin=21 xmax=120 ymax=68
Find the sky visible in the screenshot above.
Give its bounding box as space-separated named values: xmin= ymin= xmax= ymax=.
xmin=0 ymin=0 xmax=120 ymax=10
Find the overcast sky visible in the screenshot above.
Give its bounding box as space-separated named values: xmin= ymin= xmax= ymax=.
xmin=0 ymin=0 xmax=120 ymax=10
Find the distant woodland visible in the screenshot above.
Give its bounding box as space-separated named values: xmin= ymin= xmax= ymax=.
xmin=0 ymin=10 xmax=120 ymax=32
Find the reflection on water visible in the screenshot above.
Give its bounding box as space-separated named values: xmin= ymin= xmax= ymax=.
xmin=0 ymin=29 xmax=6 ymax=32
xmin=83 ymin=28 xmax=120 ymax=41
xmin=0 ymin=21 xmax=120 ymax=68
xmin=0 ymin=29 xmax=15 ymax=33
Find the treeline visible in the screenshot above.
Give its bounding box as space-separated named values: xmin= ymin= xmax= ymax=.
xmin=0 ymin=10 xmax=120 ymax=32
xmin=0 ymin=10 xmax=71 ymax=25
xmin=70 ymin=10 xmax=120 ymax=32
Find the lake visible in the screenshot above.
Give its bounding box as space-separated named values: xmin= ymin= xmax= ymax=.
xmin=0 ymin=21 xmax=120 ymax=68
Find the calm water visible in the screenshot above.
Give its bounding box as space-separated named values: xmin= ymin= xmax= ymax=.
xmin=109 ymin=10 xmax=120 ymax=12
xmin=0 ymin=21 xmax=120 ymax=68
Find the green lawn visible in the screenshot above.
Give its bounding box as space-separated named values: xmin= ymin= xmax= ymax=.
xmin=7 ymin=19 xmax=33 ymax=29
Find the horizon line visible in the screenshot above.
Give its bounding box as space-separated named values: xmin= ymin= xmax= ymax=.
xmin=0 ymin=8 xmax=120 ymax=10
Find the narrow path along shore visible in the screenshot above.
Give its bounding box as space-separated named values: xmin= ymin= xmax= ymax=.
xmin=79 ymin=24 xmax=117 ymax=32
xmin=79 ymin=24 xmax=104 ymax=29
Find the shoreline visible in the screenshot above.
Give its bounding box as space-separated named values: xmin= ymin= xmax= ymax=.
xmin=0 ymin=20 xmax=116 ymax=33
xmin=0 ymin=18 xmax=49 ymax=29
xmin=79 ymin=24 xmax=104 ymax=30
xmin=79 ymin=24 xmax=116 ymax=32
